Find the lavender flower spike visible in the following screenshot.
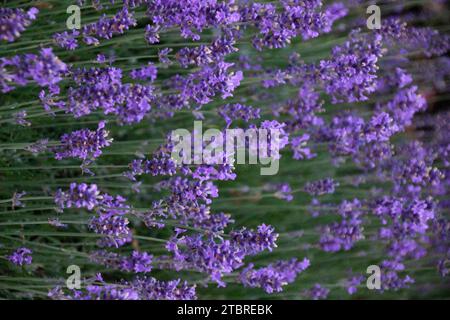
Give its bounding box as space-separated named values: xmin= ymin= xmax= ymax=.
xmin=0 ymin=7 xmax=39 ymax=42
xmin=54 ymin=121 xmax=113 ymax=161
xmin=7 ymin=247 xmax=33 ymax=266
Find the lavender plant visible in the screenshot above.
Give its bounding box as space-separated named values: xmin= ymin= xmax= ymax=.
xmin=0 ymin=0 xmax=449 ymax=300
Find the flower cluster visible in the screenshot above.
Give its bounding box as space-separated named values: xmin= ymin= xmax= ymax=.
xmin=164 ymin=223 xmax=279 ymax=286
xmin=1 ymin=48 xmax=67 ymax=93
xmin=54 ymin=121 xmax=112 ymax=162
xmin=0 ymin=7 xmax=38 ymax=42
xmin=7 ymin=248 xmax=33 ymax=266
xmin=239 ymin=258 xmax=310 ymax=293
xmin=54 ymin=7 xmax=137 ymax=50
xmin=304 ymin=178 xmax=338 ymax=196
xmin=90 ymin=250 xmax=153 ymax=273
xmin=1 ymin=0 xmax=449 ymax=301
xmin=57 ymin=66 xmax=156 ymax=124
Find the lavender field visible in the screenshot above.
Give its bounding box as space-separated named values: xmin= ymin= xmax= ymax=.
xmin=0 ymin=0 xmax=449 ymax=300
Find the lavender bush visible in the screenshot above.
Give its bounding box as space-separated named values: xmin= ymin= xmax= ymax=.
xmin=0 ymin=0 xmax=449 ymax=300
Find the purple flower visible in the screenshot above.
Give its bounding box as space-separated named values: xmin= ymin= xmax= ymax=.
xmin=248 ymin=120 xmax=290 ymax=159
xmin=239 ymin=258 xmax=310 ymax=293
xmin=54 ymin=183 xmax=101 ymax=211
xmin=263 ymin=183 xmax=294 ymax=202
xmin=53 ymin=30 xmax=80 ymax=50
xmin=319 ymin=219 xmax=364 ymax=252
xmin=131 ymin=276 xmax=197 ymax=300
xmin=346 ymin=275 xmax=364 ymax=295
xmin=283 ymin=85 xmax=324 ymax=130
xmin=12 ymin=191 xmax=26 ymax=208
xmin=190 ymin=163 xmax=237 ymax=182
xmin=379 ymin=86 xmax=427 ymax=129
xmin=218 ymin=103 xmax=260 ymax=128
xmin=304 ymin=178 xmax=338 ymax=196
xmin=244 ymin=1 xmax=345 ymax=50
xmin=319 ymin=31 xmax=382 ymax=103
xmin=158 ymin=48 xmax=173 ymax=65
xmin=96 ymin=54 xmax=106 ymax=63
xmin=319 ymin=199 xmax=365 ymax=252
xmin=1 ymin=48 xmax=67 ymax=93
xmin=176 ymin=61 xmax=243 ymax=105
xmin=13 ymin=111 xmax=30 ymax=127
xmin=389 ymin=142 xmax=443 ymax=191
xmin=49 ymin=280 xmax=140 ymax=300
xmin=291 ymin=134 xmax=316 ymax=160
xmin=437 ymin=259 xmax=449 ymax=277
xmin=130 ymin=63 xmax=158 ymax=82
xmin=54 ymin=121 xmax=112 ymax=161
xmin=25 ymin=139 xmax=49 ymax=154
xmin=378 ymin=68 xmax=413 ymax=91
xmin=121 ymin=251 xmax=153 ymax=273
xmin=166 ymin=233 xmax=245 ymax=287
xmin=7 ymin=247 xmax=32 ymax=266
xmin=0 ymin=7 xmax=39 ymax=42
xmin=163 ymin=176 xmax=219 ymax=206
xmin=81 ymin=7 xmax=137 ymax=45
xmin=323 ymin=3 xmax=348 ymax=31
xmin=230 ymin=224 xmax=278 ymax=255
xmin=305 ymin=284 xmax=329 ymax=300
xmin=144 ymin=0 xmax=240 ymax=41
xmin=89 ymin=214 xmax=132 ymax=248
xmin=176 ymin=37 xmax=238 ymax=68
xmin=364 ymin=112 xmax=399 ymax=143
xmin=78 ymin=192 xmax=134 ymax=248
xmin=193 ymin=212 xmax=234 ymax=234
xmin=62 ymin=66 xmax=155 ymax=123
xmin=373 ymin=196 xmax=435 ymax=237
xmin=124 ymin=141 xmax=178 ymax=180
xmin=379 ymin=260 xmax=415 ymax=291
xmin=381 ymin=19 xmax=450 ymax=57
xmin=39 ymin=86 xmax=65 ymax=113
xmin=145 ymin=25 xmax=160 ymax=44
xmin=48 ymin=218 xmax=68 ymax=229
xmin=320 ymin=113 xmax=365 ymax=157
xmin=91 ymin=250 xmax=153 ymax=273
